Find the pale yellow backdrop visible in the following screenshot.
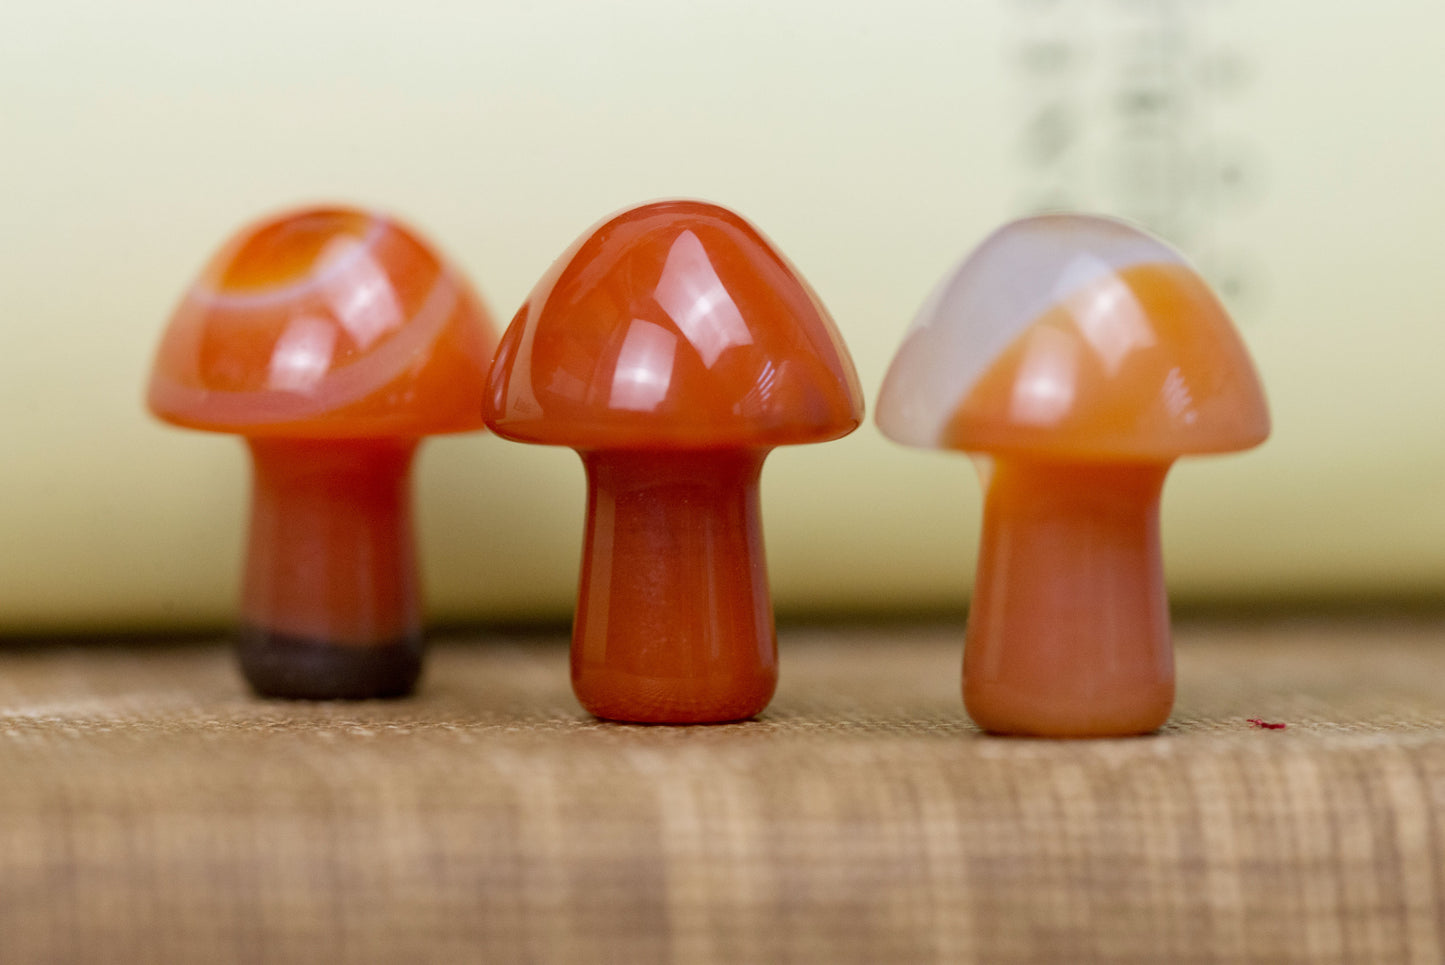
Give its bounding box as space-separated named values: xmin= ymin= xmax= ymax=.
xmin=2 ymin=1 xmax=1441 ymax=631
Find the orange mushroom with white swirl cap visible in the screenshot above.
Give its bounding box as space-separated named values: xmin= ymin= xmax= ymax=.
xmin=148 ymin=206 xmax=496 ymax=699
xmin=877 ymin=214 xmax=1269 ymax=736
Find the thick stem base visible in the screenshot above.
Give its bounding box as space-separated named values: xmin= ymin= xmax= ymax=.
xmin=241 ymin=438 xmax=422 ymax=700
xmin=965 ymin=458 xmax=1174 ymax=736
xmin=573 ymin=449 xmax=776 ymax=723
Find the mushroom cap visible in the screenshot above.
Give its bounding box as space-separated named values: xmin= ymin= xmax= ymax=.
xmin=147 ymin=207 xmax=496 ymax=438
xmin=483 ymin=200 xmax=863 ymax=450
xmin=875 ymin=214 xmax=1269 ymax=461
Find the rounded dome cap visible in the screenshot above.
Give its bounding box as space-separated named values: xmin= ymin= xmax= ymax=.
xmin=876 ymin=214 xmax=1269 ymax=461
xmin=147 ymin=207 xmax=496 ymax=438
xmin=484 ymin=200 xmax=863 ymax=449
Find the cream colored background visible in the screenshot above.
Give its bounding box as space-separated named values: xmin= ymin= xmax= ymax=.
xmin=2 ymin=1 xmax=1442 ymax=632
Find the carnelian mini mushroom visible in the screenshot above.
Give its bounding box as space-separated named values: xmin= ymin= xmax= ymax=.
xmin=876 ymin=213 xmax=1269 ymax=737
xmin=485 ymin=200 xmax=863 ymax=723
xmin=148 ymin=207 xmax=496 ymax=699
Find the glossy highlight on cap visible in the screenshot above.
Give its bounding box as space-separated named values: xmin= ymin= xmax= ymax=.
xmin=148 ymin=207 xmax=494 ymax=438
xmin=485 ymin=199 xmax=863 ymax=449
xmin=876 ymin=213 xmax=1269 ymax=459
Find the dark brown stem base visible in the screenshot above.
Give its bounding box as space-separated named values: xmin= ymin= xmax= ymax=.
xmin=240 ymin=438 xmax=422 ymax=700
xmin=236 ymin=625 xmax=423 ymax=700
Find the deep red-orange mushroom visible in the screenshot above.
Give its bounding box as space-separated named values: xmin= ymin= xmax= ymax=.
xmin=877 ymin=214 xmax=1269 ymax=737
xmin=147 ymin=207 xmax=496 ymax=699
xmin=485 ymin=200 xmax=863 ymax=723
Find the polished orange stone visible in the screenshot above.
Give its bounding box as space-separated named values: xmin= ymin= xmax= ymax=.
xmin=877 ymin=214 xmax=1269 ymax=737
xmin=147 ymin=207 xmax=496 ymax=698
xmin=963 ymin=459 xmax=1175 ymax=736
xmin=150 ymin=207 xmax=493 ymax=438
xmin=946 ymin=263 xmax=1269 ymax=459
xmin=486 ymin=199 xmax=863 ymax=723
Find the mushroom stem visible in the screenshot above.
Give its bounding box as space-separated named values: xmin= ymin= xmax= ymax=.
xmin=239 ymin=437 xmax=422 ymax=699
xmin=573 ymin=448 xmax=777 ymax=723
xmin=965 ymin=457 xmax=1174 ymax=736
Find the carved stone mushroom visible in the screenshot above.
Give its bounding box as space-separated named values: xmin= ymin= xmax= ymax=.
xmin=485 ymin=199 xmax=863 ymax=723
xmin=148 ymin=206 xmax=496 ymax=698
xmin=877 ymin=213 xmax=1269 ymax=736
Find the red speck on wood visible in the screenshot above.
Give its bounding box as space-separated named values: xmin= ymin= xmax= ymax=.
xmin=1247 ymin=718 xmax=1286 ymax=730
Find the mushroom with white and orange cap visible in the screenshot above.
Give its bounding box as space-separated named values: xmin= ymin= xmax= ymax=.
xmin=147 ymin=206 xmax=497 ymax=699
xmin=484 ymin=199 xmax=864 ymax=724
xmin=876 ymin=213 xmax=1269 ymax=737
